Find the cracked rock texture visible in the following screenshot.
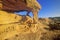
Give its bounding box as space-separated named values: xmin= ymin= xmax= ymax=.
xmin=0 ymin=11 xmax=60 ymax=40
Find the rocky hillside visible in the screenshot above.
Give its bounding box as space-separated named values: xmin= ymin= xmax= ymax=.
xmin=0 ymin=11 xmax=60 ymax=40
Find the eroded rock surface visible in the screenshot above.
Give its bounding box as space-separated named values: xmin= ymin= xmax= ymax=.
xmin=0 ymin=11 xmax=60 ymax=40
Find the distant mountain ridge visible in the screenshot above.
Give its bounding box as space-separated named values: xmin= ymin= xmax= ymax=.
xmin=49 ymin=17 xmax=60 ymax=20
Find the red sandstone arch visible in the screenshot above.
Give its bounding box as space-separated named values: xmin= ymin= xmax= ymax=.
xmin=1 ymin=0 xmax=41 ymax=23
xmin=2 ymin=0 xmax=32 ymax=12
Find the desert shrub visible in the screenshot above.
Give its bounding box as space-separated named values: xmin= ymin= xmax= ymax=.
xmin=48 ymin=20 xmax=60 ymax=30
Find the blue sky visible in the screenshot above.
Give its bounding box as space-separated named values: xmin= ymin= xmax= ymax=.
xmin=16 ymin=0 xmax=60 ymax=18
xmin=38 ymin=0 xmax=60 ymax=18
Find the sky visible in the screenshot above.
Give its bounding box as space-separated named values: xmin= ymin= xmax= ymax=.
xmin=16 ymin=0 xmax=60 ymax=18
xmin=38 ymin=0 xmax=60 ymax=18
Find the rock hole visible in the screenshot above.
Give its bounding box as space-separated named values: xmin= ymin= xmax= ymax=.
xmin=5 ymin=39 xmax=8 ymax=40
xmin=15 ymin=34 xmax=18 ymax=37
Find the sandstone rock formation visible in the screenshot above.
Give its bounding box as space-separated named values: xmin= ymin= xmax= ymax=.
xmin=0 ymin=11 xmax=60 ymax=40
xmin=0 ymin=11 xmax=48 ymax=40
xmin=1 ymin=0 xmax=41 ymax=23
xmin=0 ymin=0 xmax=60 ymax=40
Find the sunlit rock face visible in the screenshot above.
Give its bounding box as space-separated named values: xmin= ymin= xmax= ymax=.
xmin=0 ymin=11 xmax=49 ymax=40
xmin=27 ymin=0 xmax=41 ymax=10
xmin=0 ymin=0 xmax=41 ymax=24
xmin=0 ymin=11 xmax=60 ymax=40
xmin=0 ymin=0 xmax=60 ymax=40
xmin=0 ymin=11 xmax=22 ymax=24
